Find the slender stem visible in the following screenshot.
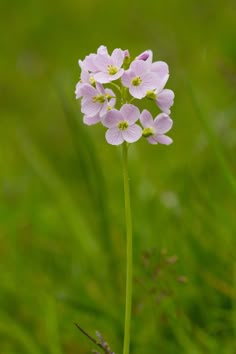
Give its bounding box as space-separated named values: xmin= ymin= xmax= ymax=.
xmin=122 ymin=142 xmax=133 ymax=354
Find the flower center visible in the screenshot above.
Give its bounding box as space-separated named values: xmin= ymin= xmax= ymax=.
xmin=146 ymin=90 xmax=157 ymax=100
xmin=92 ymin=94 xmax=106 ymax=103
xmin=131 ymin=76 xmax=142 ymax=86
xmin=142 ymin=127 xmax=154 ymax=137
xmin=89 ymin=76 xmax=96 ymax=86
xmin=107 ymin=65 xmax=118 ymax=75
xmin=118 ymin=121 xmax=129 ymax=130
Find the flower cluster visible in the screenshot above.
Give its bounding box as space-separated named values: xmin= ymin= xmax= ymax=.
xmin=75 ymin=46 xmax=174 ymax=146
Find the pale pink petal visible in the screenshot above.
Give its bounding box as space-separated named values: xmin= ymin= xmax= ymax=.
xmin=83 ymin=114 xmax=100 ymax=125
xmin=147 ymin=136 xmax=158 ymax=144
xmin=80 ymin=84 xmax=97 ymax=97
xmin=75 ymin=82 xmax=83 ymax=99
xmin=122 ymin=124 xmax=142 ymax=143
xmin=106 ymin=128 xmax=124 ymax=145
xmin=129 ymin=85 xmax=147 ymax=99
xmin=111 ymin=48 xmax=124 ymax=67
xmin=154 ymin=134 xmax=173 ymax=145
xmin=142 ymin=72 xmax=160 ymax=91
xmin=121 ymin=71 xmax=132 ymax=87
xmin=81 ymin=99 xmax=100 ymax=116
xmin=130 ymin=59 xmax=150 ymax=75
xmin=153 ymin=113 xmax=173 ymax=134
xmin=120 ymin=104 xmax=140 ymax=124
xmin=102 ymin=109 xmax=122 ymax=128
xmin=97 ymin=45 xmax=108 ymax=55
xmin=140 ymin=109 xmax=153 ymax=127
xmin=82 ymin=54 xmax=98 ymax=72
xmin=157 ymin=89 xmax=175 ymax=114
xmin=95 ymin=54 xmax=111 ymax=71
xmin=94 ymin=72 xmax=111 ymax=83
xmin=80 ymin=70 xmax=90 ymax=83
xmin=151 ymin=61 xmax=169 ymax=78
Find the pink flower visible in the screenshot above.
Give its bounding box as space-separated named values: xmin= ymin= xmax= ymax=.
xmin=140 ymin=109 xmax=173 ymax=145
xmin=122 ymin=60 xmax=159 ymax=99
xmin=146 ymin=86 xmax=175 ymax=114
xmin=102 ymin=104 xmax=142 ymax=145
xmin=93 ymin=48 xmax=125 ymax=83
xmin=78 ymin=45 xmax=108 ymax=73
xmin=80 ymin=83 xmax=116 ymax=125
xmin=75 ymin=70 xmax=96 ymax=99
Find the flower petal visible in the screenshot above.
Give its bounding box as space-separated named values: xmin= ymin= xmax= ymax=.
xmin=102 ymin=109 xmax=122 ymax=128
xmin=147 ymin=136 xmax=158 ymax=144
xmin=94 ymin=72 xmax=111 ymax=83
xmin=130 ymin=59 xmax=150 ymax=75
xmin=154 ymin=134 xmax=173 ymax=145
xmin=153 ymin=113 xmax=173 ymax=134
xmin=97 ymin=45 xmax=108 ymax=55
xmin=83 ymin=114 xmax=100 ymax=125
xmin=129 ymin=85 xmax=147 ymax=99
xmin=105 ymin=128 xmax=124 ymax=145
xmin=121 ymin=71 xmax=132 ymax=87
xmin=111 ymin=48 xmax=124 ymax=67
xmin=81 ymin=99 xmax=101 ymax=116
xmin=157 ymin=89 xmax=175 ymax=114
xmin=120 ymin=104 xmax=140 ymax=124
xmin=80 ymin=84 xmax=97 ymax=97
xmin=140 ymin=109 xmax=153 ymax=127
xmin=122 ymin=124 xmax=142 ymax=143
xmin=151 ymin=61 xmax=169 ymax=78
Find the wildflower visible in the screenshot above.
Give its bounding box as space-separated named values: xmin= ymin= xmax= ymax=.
xmin=102 ymin=104 xmax=142 ymax=145
xmin=80 ymin=83 xmax=115 ymax=125
xmin=93 ymin=48 xmax=125 ymax=83
xmin=146 ymin=87 xmax=175 ymax=114
xmin=78 ymin=45 xmax=108 ymax=73
xmin=140 ymin=109 xmax=173 ymax=145
xmin=122 ymin=60 xmax=159 ymax=99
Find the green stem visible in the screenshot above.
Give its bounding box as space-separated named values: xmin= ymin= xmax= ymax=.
xmin=122 ymin=142 xmax=133 ymax=354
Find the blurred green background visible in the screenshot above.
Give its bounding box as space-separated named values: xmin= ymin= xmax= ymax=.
xmin=1 ymin=0 xmax=236 ymax=353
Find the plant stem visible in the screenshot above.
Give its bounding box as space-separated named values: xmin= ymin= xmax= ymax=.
xmin=122 ymin=142 xmax=133 ymax=354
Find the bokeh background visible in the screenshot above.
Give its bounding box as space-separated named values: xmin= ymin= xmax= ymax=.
xmin=1 ymin=0 xmax=236 ymax=353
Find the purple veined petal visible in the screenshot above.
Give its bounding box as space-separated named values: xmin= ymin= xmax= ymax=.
xmin=120 ymin=104 xmax=140 ymax=124
xmin=129 ymin=84 xmax=147 ymax=99
xmin=157 ymin=89 xmax=175 ymax=114
xmin=80 ymin=83 xmax=97 ymax=97
xmin=122 ymin=124 xmax=142 ymax=143
xmin=136 ymin=50 xmax=153 ymax=62
xmin=153 ymin=113 xmax=173 ymax=134
xmin=142 ymin=72 xmax=160 ymax=91
xmin=97 ymin=45 xmax=108 ymax=55
xmin=94 ymin=72 xmax=111 ymax=83
xmin=147 ymin=136 xmax=158 ymax=144
xmin=102 ymin=109 xmax=122 ymax=128
xmin=83 ymin=113 xmax=100 ymax=125
xmin=140 ymin=109 xmax=154 ymax=127
xmin=121 ymin=70 xmax=132 ymax=87
xmin=100 ymin=103 xmax=109 ymax=116
xmin=81 ymin=99 xmax=101 ymax=117
xmin=95 ymin=53 xmax=112 ymax=71
xmin=130 ymin=59 xmax=150 ymax=75
xmin=111 ymin=48 xmax=125 ymax=67
xmin=105 ymin=128 xmax=124 ymax=145
xmin=154 ymin=134 xmax=173 ymax=145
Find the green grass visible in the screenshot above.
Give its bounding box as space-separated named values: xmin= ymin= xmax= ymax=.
xmin=1 ymin=0 xmax=236 ymax=353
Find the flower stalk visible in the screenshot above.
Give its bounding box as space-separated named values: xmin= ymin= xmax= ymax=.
xmin=122 ymin=142 xmax=133 ymax=354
